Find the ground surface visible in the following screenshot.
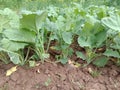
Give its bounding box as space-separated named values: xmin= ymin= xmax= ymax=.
xmin=0 ymin=60 xmax=120 ymax=90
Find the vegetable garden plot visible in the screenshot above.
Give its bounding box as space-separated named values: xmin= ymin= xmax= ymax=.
xmin=0 ymin=4 xmax=120 ymax=67
xmin=0 ymin=2 xmax=120 ymax=90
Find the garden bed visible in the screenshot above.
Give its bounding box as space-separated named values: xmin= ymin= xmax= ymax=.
xmin=1 ymin=1 xmax=120 ymax=90
xmin=0 ymin=61 xmax=120 ymax=90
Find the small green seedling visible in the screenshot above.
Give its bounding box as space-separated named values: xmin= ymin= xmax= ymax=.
xmin=88 ymin=68 xmax=101 ymax=78
xmin=44 ymin=78 xmax=51 ymax=87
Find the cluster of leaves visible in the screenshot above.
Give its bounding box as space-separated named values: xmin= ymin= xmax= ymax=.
xmin=0 ymin=4 xmax=120 ymax=67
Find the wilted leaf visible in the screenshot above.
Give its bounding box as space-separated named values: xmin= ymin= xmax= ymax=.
xmin=74 ymin=62 xmax=81 ymax=68
xmin=6 ymin=66 xmax=17 ymax=76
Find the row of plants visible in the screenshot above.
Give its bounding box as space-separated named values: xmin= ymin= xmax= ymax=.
xmin=1 ymin=0 xmax=120 ymax=10
xmin=0 ymin=4 xmax=120 ymax=67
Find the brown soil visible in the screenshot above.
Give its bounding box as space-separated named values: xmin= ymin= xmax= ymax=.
xmin=0 ymin=60 xmax=120 ymax=90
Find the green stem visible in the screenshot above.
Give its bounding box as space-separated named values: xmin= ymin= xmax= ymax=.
xmin=24 ymin=47 xmax=30 ymax=62
xmin=46 ymin=33 xmax=52 ymax=53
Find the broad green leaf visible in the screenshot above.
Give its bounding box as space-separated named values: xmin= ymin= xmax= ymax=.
xmin=20 ymin=12 xmax=47 ymax=32
xmin=93 ymin=56 xmax=108 ymax=67
xmin=62 ymin=32 xmax=72 ymax=44
xmin=76 ymin=51 xmax=86 ymax=60
xmin=36 ymin=12 xmax=47 ymax=31
xmin=0 ymin=8 xmax=19 ymax=31
xmin=20 ymin=14 xmax=36 ymax=32
xmin=103 ymin=49 xmax=120 ymax=58
xmin=3 ymin=29 xmax=36 ymax=43
xmin=8 ymin=52 xmax=21 ymax=64
xmin=82 ymin=21 xmax=94 ymax=33
xmin=102 ymin=14 xmax=120 ymax=32
xmin=93 ymin=30 xmax=106 ymax=47
xmin=78 ymin=35 xmax=91 ymax=47
xmin=78 ymin=20 xmax=106 ymax=48
xmin=1 ymin=38 xmax=27 ymax=51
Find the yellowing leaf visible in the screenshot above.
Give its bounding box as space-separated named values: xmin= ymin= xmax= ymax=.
xmin=6 ymin=66 xmax=17 ymax=76
xmin=68 ymin=60 xmax=81 ymax=68
xmin=74 ymin=62 xmax=81 ymax=68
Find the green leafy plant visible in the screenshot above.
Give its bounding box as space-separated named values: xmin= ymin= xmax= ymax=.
xmin=1 ymin=3 xmax=120 ymax=67
xmin=0 ymin=8 xmax=49 ymax=65
xmin=77 ymin=14 xmax=107 ymax=66
xmin=20 ymin=11 xmax=49 ymax=62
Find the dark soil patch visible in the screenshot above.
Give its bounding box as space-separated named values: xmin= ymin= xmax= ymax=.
xmin=0 ymin=61 xmax=120 ymax=90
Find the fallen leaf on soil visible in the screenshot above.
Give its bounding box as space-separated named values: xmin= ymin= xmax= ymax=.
xmin=36 ymin=69 xmax=40 ymax=74
xmin=88 ymin=68 xmax=93 ymax=73
xmin=6 ymin=66 xmax=17 ymax=76
xmin=68 ymin=60 xmax=81 ymax=68
xmin=68 ymin=60 xmax=73 ymax=64
xmin=36 ymin=63 xmax=40 ymax=66
xmin=74 ymin=62 xmax=81 ymax=68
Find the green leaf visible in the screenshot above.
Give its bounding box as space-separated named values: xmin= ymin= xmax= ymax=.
xmin=0 ymin=33 xmax=2 ymax=41
xmin=93 ymin=56 xmax=108 ymax=67
xmin=0 ymin=8 xmax=19 ymax=30
xmin=93 ymin=30 xmax=106 ymax=47
xmin=82 ymin=21 xmax=94 ymax=33
xmin=41 ymin=53 xmax=49 ymax=59
xmin=78 ymin=35 xmax=91 ymax=47
xmin=60 ymin=58 xmax=68 ymax=64
xmin=29 ymin=61 xmax=36 ymax=67
xmin=110 ymin=35 xmax=120 ymax=49
xmin=1 ymin=38 xmax=27 ymax=51
xmin=76 ymin=51 xmax=86 ymax=60
xmin=103 ymin=49 xmax=120 ymax=58
xmin=3 ymin=29 xmax=36 ymax=43
xmin=36 ymin=12 xmax=47 ymax=31
xmin=20 ymin=14 xmax=36 ymax=32
xmin=20 ymin=12 xmax=47 ymax=32
xmin=8 ymin=52 xmax=21 ymax=64
xmin=102 ymin=14 xmax=120 ymax=32
xmin=62 ymin=32 xmax=72 ymax=44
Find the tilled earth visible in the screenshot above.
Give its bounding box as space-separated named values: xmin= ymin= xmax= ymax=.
xmin=0 ymin=61 xmax=120 ymax=90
